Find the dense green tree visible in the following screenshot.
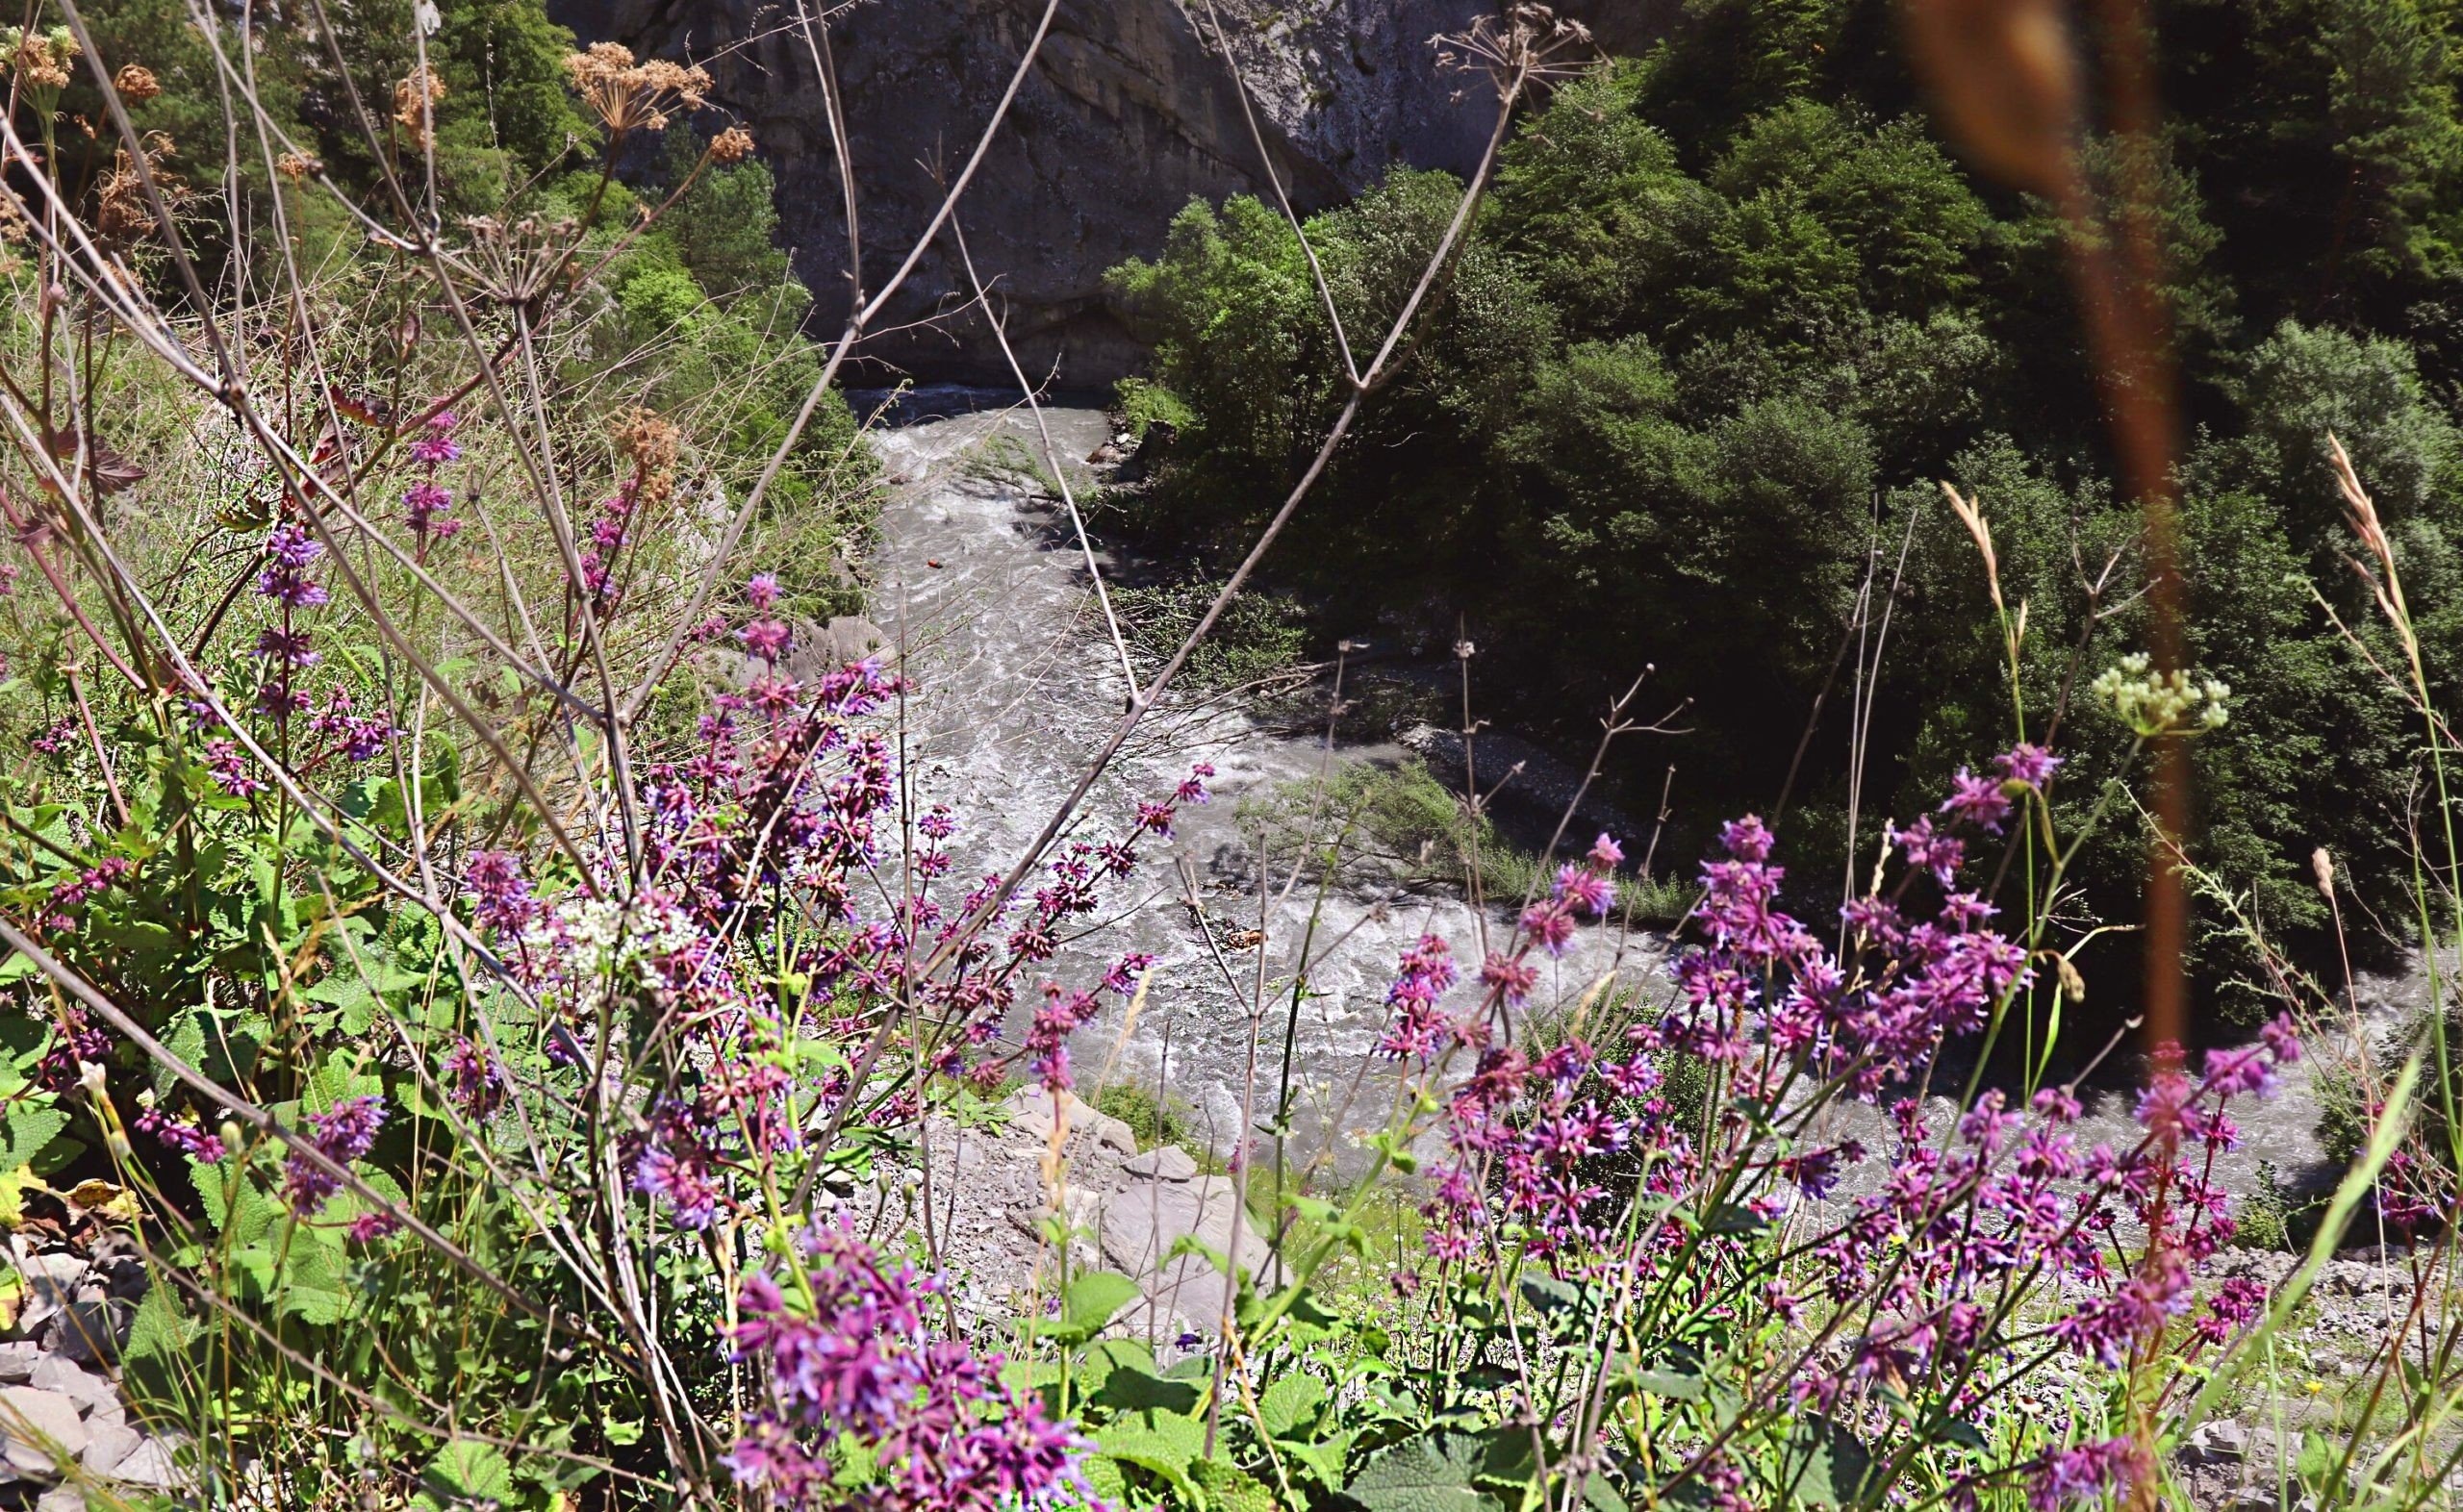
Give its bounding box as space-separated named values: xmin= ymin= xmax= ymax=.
xmin=1108 ymin=0 xmax=2463 ymax=1026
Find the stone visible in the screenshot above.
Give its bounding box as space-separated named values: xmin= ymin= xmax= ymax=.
xmin=11 ymin=1253 xmax=83 ymax=1337
xmin=2187 ymin=1420 xmax=2249 ymax=1463
xmin=36 ymin=1485 xmax=83 ymax=1512
xmin=13 ymin=1255 xmax=84 ymax=1289
xmin=78 ymin=1419 xmax=138 ymax=1476
xmin=783 ymin=617 xmax=891 ymax=682
xmin=0 ymin=1344 xmax=42 ymax=1384
xmin=1003 ymin=1087 xmax=1136 ymax=1159
xmin=28 ymin=1356 xmax=116 ymax=1415
xmin=101 ymin=1435 xmax=182 ymax=1491
xmin=1123 ymin=1146 xmax=1198 ymax=1182
xmin=0 ymin=1386 xmax=89 ymax=1474
xmin=1099 ymin=1172 xmax=1250 ymax=1336
xmin=45 ymin=1298 xmax=133 ymax=1367
xmin=546 ymin=0 xmax=1646 ymax=385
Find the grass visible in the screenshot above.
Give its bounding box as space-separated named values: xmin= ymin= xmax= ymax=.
xmin=1242 ymin=756 xmax=1695 ymax=924
xmin=1112 ymin=577 xmax=1311 ymax=692
xmin=1092 ymin=1082 xmax=1222 ymax=1171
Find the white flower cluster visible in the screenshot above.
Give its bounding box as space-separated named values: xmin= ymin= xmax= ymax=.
xmin=541 ymin=893 xmax=704 ymax=1021
xmin=2092 ymin=652 xmax=2231 ymax=739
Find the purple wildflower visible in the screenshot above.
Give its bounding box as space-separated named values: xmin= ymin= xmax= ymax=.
xmin=1940 ymin=767 xmax=2012 ymax=832
xmin=2028 ymin=1439 xmax=2135 ymax=1512
xmin=1995 ymin=743 xmax=2062 ymax=789
xmin=726 ymin=1223 xmax=1089 ymax=1511
xmin=282 ymin=1095 xmax=387 ymax=1217
xmin=741 ymin=617 xmax=791 ymax=664
xmin=408 ymin=412 xmax=461 ymax=466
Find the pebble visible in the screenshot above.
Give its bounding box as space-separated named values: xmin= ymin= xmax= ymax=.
xmin=0 ymin=1386 xmax=87 ymax=1474
xmin=1123 ymin=1147 xmax=1198 ymax=1182
xmin=79 ymin=1418 xmax=138 ymax=1475
xmin=28 ymin=1356 xmax=114 ymax=1414
xmin=106 ymin=1435 xmax=183 ymax=1490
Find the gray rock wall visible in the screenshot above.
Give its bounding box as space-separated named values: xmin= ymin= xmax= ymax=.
xmin=548 ymin=0 xmax=1659 ymax=384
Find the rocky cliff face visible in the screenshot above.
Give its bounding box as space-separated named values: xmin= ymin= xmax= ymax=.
xmin=548 ymin=0 xmax=1650 ymax=385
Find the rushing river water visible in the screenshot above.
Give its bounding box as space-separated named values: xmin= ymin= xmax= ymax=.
xmin=864 ymin=392 xmax=1647 ymax=1164
xmin=862 ymin=390 xmax=2407 ymax=1195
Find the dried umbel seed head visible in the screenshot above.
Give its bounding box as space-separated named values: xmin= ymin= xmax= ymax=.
xmin=565 ymin=42 xmax=712 ymax=136
xmin=710 ymin=125 xmax=755 ymax=164
xmin=96 ymin=138 xmax=183 ymax=244
xmin=394 ymin=65 xmax=446 ymax=145
xmin=7 ymin=27 xmax=75 ymax=90
xmin=612 ymin=408 xmax=682 ymax=504
xmin=274 ymin=151 xmax=319 ymax=183
xmin=113 ymin=63 xmax=162 ymax=101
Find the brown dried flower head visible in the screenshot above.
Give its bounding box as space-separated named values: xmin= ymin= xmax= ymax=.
xmin=113 ymin=63 xmax=162 ymax=101
xmin=0 ymin=196 xmax=27 ymax=245
xmin=8 ymin=27 xmax=77 ymax=92
xmin=394 ymin=65 xmax=447 ymax=147
xmin=612 ymin=407 xmax=682 ymax=505
xmin=462 ymin=214 xmax=583 ymax=305
xmin=274 ymin=151 xmax=320 ymax=184
xmin=96 ymin=137 xmax=184 ymax=245
xmin=564 ymin=42 xmax=712 ymax=136
xmin=709 ymin=125 xmax=754 ymax=164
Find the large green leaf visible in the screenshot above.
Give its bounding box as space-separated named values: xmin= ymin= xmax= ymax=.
xmin=0 ymin=1104 xmax=64 ymax=1171
xmin=1042 ymin=1270 xmax=1141 ymax=1345
xmin=1260 ymin=1373 xmax=1326 ymax=1439
xmin=121 ymin=1285 xmax=200 ymax=1377
xmin=1099 ymin=1413 xmax=1206 ymax=1501
xmin=1785 ymin=1418 xmax=1880 ymax=1507
xmin=417 ymin=1440 xmax=515 ymax=1510
xmin=1345 ymin=1435 xmax=1504 ymax=1512
xmin=1096 ymin=1361 xmax=1205 ymax=1416
xmin=1193 ymin=1457 xmax=1278 ymax=1512
xmin=1282 ymin=1426 xmax=1354 ymax=1491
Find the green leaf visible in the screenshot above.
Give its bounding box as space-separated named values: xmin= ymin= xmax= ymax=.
xmin=1344 ymin=1434 xmax=1504 ymax=1512
xmin=1282 ymin=1427 xmax=1354 ymax=1491
xmin=1075 ymin=1336 xmax=1155 ymax=1400
xmin=1095 ymin=1361 xmax=1205 ymax=1416
xmin=1519 ymin=1274 xmax=1583 ymax=1317
xmin=1259 ymin=1373 xmax=1325 ymax=1439
xmin=419 ymin=1440 xmax=515 ymax=1509
xmin=1082 ymin=1453 xmax=1130 ymax=1504
xmin=0 ymin=1104 xmax=64 ymax=1172
xmin=1047 ymin=1270 xmax=1142 ymax=1344
xmin=1623 ymin=1350 xmax=1708 ymax=1401
xmin=121 ymin=1285 xmax=200 ymax=1376
xmin=1192 ymin=1457 xmax=1277 ymax=1512
xmin=266 ymin=1234 xmax=354 ymax=1325
xmin=1786 ymin=1418 xmax=1879 ymax=1507
xmin=1703 ymin=1203 xmax=1769 ymax=1236
xmin=1935 ymin=1417 xmax=1989 ymax=1453
xmin=1098 ymin=1414 xmax=1206 ymax=1500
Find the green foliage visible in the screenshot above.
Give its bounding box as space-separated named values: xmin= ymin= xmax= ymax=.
xmin=1115 ymin=377 xmax=1198 ymax=440
xmin=1093 ymin=1082 xmax=1214 ymax=1159
xmin=1240 ymin=759 xmax=1693 ymax=924
xmin=661 ymin=128 xmax=796 ymax=295
xmin=1106 ymin=7 xmax=2463 ymax=1023
xmin=1113 ymin=578 xmax=1308 ymax=690
xmin=438 ymin=0 xmax=592 ymax=174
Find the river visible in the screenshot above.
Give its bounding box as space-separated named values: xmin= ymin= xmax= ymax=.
xmin=860 ymin=389 xmax=2402 ymax=1199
